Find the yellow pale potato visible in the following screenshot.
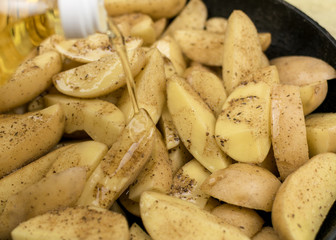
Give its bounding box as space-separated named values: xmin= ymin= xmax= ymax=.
xmin=205 ymin=17 xmax=228 ymax=33
xmin=167 ymin=75 xmax=231 ymax=172
xmin=169 ymin=143 xmax=193 ymax=175
xmin=162 ymin=0 xmax=207 ymax=37
xmin=130 ymin=223 xmax=152 ymax=240
xmin=299 ymin=80 xmax=328 ymax=115
xmin=118 ymin=49 xmax=166 ymax=124
xmin=272 ymin=153 xmax=336 ymax=240
xmin=211 ymin=204 xmax=264 ymax=238
xmin=170 ymin=159 xmax=210 ymax=208
xmin=158 ymin=103 xmax=180 ymax=150
xmin=270 ymin=56 xmax=336 ymax=85
xmin=11 ymin=206 xmax=129 ymax=240
xmin=252 ymin=227 xmax=280 ymax=240
xmin=45 ymin=141 xmax=108 ymax=178
xmin=222 ymin=10 xmax=263 ymax=94
xmin=201 ymin=163 xmax=281 ymax=212
xmin=153 ymin=18 xmax=167 ymax=39
xmin=250 ymin=65 xmax=280 ymax=86
xmin=215 ymin=81 xmax=271 ymax=163
xmin=305 ymin=113 xmax=336 ymax=157
xmin=53 ymin=44 xmax=146 ymax=98
xmin=0 ymin=145 xmax=72 ymax=214
xmin=0 ymin=104 xmax=65 ymax=178
xmin=0 ymin=167 xmax=86 ymax=239
xmin=44 ymin=94 xmax=125 ymax=147
xmin=128 ymin=130 xmax=172 ymax=202
xmin=270 ymin=84 xmax=309 ymax=180
xmin=76 ymin=109 xmax=155 ymax=209
xmin=0 ymin=51 xmax=62 ymax=112
xmin=184 ymin=68 xmax=227 ymax=116
xmin=140 ymin=191 xmax=250 ymax=240
xmin=119 ymin=190 xmax=141 ymax=217
xmin=258 ymin=32 xmax=272 ymax=51
xmin=104 ymin=0 xmax=186 ymax=19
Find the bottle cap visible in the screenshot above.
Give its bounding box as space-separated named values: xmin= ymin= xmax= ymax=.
xmin=58 ymin=0 xmax=107 ymax=38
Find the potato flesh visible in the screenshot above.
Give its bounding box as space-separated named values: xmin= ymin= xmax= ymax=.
xmin=272 ymin=153 xmax=336 ymax=240
xmin=215 ymin=81 xmax=271 ymax=163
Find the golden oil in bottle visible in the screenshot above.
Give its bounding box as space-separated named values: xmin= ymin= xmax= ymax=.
xmin=0 ymin=9 xmax=60 ymax=85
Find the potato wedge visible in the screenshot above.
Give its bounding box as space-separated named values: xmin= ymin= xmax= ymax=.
xmin=38 ymin=35 xmax=64 ymax=55
xmin=0 ymin=167 xmax=86 ymax=239
xmin=130 ymin=223 xmax=152 ymax=240
xmin=128 ymin=130 xmax=172 ymax=202
xmin=222 ymin=10 xmax=263 ymax=94
xmin=305 ymin=113 xmax=336 ymax=157
xmin=258 ymin=32 xmax=272 ymax=51
xmin=162 ymin=0 xmax=207 ymax=37
xmin=119 ymin=190 xmax=141 ymax=217
xmin=270 ymin=56 xmax=336 ymax=85
xmin=153 ymin=18 xmax=167 ymax=39
xmin=167 ymin=75 xmax=231 ymax=172
xmin=272 ymin=153 xmax=336 ymax=240
xmin=184 ymin=68 xmax=227 ymax=116
xmin=0 ymin=145 xmax=71 ymax=214
xmin=140 ymin=191 xmax=249 ymax=240
xmin=45 ymin=141 xmax=108 ymax=178
xmin=211 ymin=204 xmax=264 ymax=238
xmin=158 ymin=103 xmax=180 ymax=150
xmin=299 ymin=80 xmax=328 ymax=115
xmin=201 ymin=163 xmax=281 ymax=212
xmin=76 ymin=109 xmax=155 ymax=209
xmin=215 ymin=81 xmax=271 ymax=163
xmin=0 ymin=51 xmax=62 ymax=112
xmin=174 ymin=30 xmax=224 ymax=66
xmin=250 ymin=65 xmax=280 ymax=86
xmin=252 ymin=227 xmax=280 ymax=240
xmin=205 ymin=17 xmax=228 ymax=33
xmin=152 ymin=36 xmax=186 ymax=76
xmin=44 ymin=94 xmax=125 ymax=147
xmin=104 ymin=0 xmax=186 ymax=19
xmin=0 ymin=104 xmax=65 ymax=178
xmin=53 ymin=44 xmax=145 ymax=98
xmin=170 ymin=159 xmax=210 ymax=208
xmin=11 ymin=206 xmax=129 ymax=240
xmin=270 ymin=84 xmax=309 ymax=180
xmin=169 ymin=143 xmax=193 ymax=175
xmin=117 ymin=48 xmax=166 ymax=124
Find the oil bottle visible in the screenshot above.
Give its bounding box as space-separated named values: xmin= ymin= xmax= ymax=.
xmin=0 ymin=0 xmax=107 ymax=85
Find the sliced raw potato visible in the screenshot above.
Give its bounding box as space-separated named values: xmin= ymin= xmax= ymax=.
xmin=184 ymin=68 xmax=227 ymax=116
xmin=98 ymin=87 xmax=125 ymax=105
xmin=215 ymin=81 xmax=271 ymax=163
xmin=252 ymin=227 xmax=280 ymax=240
xmin=38 ymin=34 xmax=64 ymax=55
xmin=11 ymin=206 xmax=129 ymax=240
xmin=203 ymin=197 xmax=221 ymax=212
xmin=0 ymin=51 xmax=62 ymax=112
xmin=270 ymin=84 xmax=309 ymax=180
xmin=305 ymin=113 xmax=336 ymax=157
xmin=163 ymin=56 xmax=178 ymax=79
xmin=0 ymin=145 xmax=71 ymax=214
xmin=162 ymin=0 xmax=207 ymax=37
xmin=258 ymin=32 xmax=272 ymax=51
xmin=170 ymin=159 xmax=210 ymax=208
xmin=169 ymin=143 xmax=193 ymax=175
xmin=158 ymin=103 xmax=180 ymax=150
xmin=205 ymin=17 xmax=228 ymax=33
xmin=0 ymin=104 xmax=65 ymax=178
xmin=113 ymin=14 xmax=157 ymax=45
xmin=130 ymin=223 xmax=152 ymax=240
xmin=299 ymin=80 xmax=328 ymax=115
xmin=119 ymin=190 xmax=141 ymax=217
xmin=272 ymin=152 xmax=336 ymax=240
xmin=270 ymin=56 xmax=336 ymax=85
xmin=174 ymin=30 xmax=224 ymax=66
xmin=104 ymin=0 xmax=186 ymax=19
xmin=256 ymin=148 xmax=279 ymax=177
xmin=128 ymin=130 xmax=172 ymax=202
xmin=222 ymin=10 xmax=263 ymax=94
xmin=250 ymin=65 xmax=280 ymax=86
xmin=153 ymin=18 xmax=167 ymax=38
xmin=167 ymin=75 xmax=231 ymax=172
xmin=44 ymin=94 xmax=125 ymax=147
xmin=45 ymin=141 xmax=108 ymax=178
xmin=55 ymin=33 xmax=114 ymax=63
xmin=211 ymin=204 xmax=264 ymax=238
xmin=118 ymin=48 xmax=166 ymax=124
xmin=140 ymin=191 xmax=249 ymax=240
xmin=261 ymin=53 xmax=270 ymax=67
xmin=76 ymin=109 xmax=155 ymax=209
xmin=0 ymin=167 xmax=86 ymax=239
xmin=53 ymin=45 xmax=146 ymax=98
xmin=201 ymin=163 xmax=281 ymax=212
xmin=153 ymin=36 xmax=186 ymax=76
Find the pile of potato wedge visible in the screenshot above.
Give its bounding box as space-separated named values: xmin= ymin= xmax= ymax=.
xmin=1 ymin=0 xmax=336 ymax=239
